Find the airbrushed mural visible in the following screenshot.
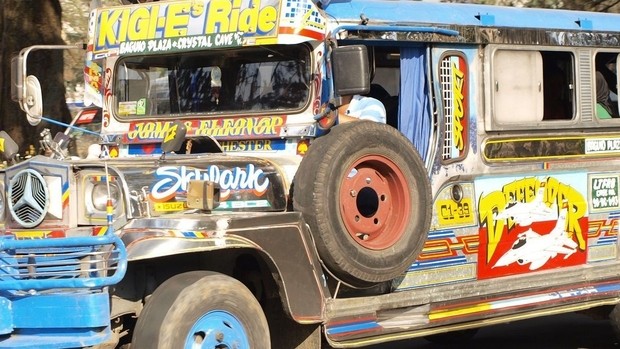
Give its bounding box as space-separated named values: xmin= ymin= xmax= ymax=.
xmin=476 ymin=175 xmax=588 ymax=279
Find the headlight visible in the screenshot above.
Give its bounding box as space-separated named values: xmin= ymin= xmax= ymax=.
xmin=91 ymin=182 xmax=120 ymax=211
xmin=79 ymin=172 xmax=125 ymax=225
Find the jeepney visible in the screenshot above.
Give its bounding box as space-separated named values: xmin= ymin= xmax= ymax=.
xmin=5 ymin=0 xmax=620 ymax=348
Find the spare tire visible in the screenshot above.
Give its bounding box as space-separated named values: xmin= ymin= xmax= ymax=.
xmin=293 ymin=121 xmax=432 ymax=287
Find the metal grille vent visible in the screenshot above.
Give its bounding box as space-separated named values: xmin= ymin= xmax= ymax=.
xmin=578 ymin=49 xmax=593 ymax=122
xmin=8 ymin=169 xmax=49 ymax=228
xmin=440 ymin=56 xmax=453 ymax=160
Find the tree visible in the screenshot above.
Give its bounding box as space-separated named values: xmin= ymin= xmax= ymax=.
xmin=0 ymin=0 xmax=70 ymax=153
xmin=445 ymin=0 xmax=620 ymax=12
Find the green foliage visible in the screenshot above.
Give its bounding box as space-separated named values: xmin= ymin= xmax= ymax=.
xmin=0 ymin=0 xmax=70 ymax=152
xmin=444 ymin=0 xmax=620 ymax=12
xmin=60 ymin=0 xmax=118 ymax=101
xmin=55 ymin=0 xmax=620 ymax=102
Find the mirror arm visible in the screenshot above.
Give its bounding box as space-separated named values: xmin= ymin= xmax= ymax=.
xmin=17 ymin=45 xmax=83 ymax=105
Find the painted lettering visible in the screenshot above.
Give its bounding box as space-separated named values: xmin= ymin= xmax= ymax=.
xmin=119 ymin=41 xmax=147 ymax=55
xmin=478 ymin=191 xmax=506 ymax=263
xmin=96 ymin=0 xmax=267 ymax=52
xmin=205 ymin=0 xmax=277 ymax=35
xmin=164 ymin=3 xmax=191 ymax=38
xmin=219 ymin=140 xmax=274 ymax=151
xmin=98 ymin=8 xmax=124 ymax=48
xmin=479 ymin=177 xmax=587 ymax=263
xmin=150 ymin=164 xmax=270 ymax=202
xmin=192 ymin=116 xmax=285 ymax=139
xmin=586 ymin=139 xmax=607 ymax=153
xmin=608 ymin=139 xmax=620 ymax=151
xmin=127 ymin=121 xmax=173 ymax=140
xmin=97 ymin=5 xmax=164 ymax=49
xmin=451 ymin=61 xmax=466 ymax=152
xmin=163 ymin=123 xmax=178 ymax=144
xmin=593 ymin=177 xmax=616 ymax=190
xmin=126 ymin=117 xmax=286 ymax=143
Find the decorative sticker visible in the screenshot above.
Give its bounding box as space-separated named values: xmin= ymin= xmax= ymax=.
xmin=136 ymin=98 xmax=147 ymax=116
xmin=437 ymin=198 xmax=474 ymax=227
xmin=149 ymin=164 xmax=270 ymax=202
xmin=84 ymin=60 xmax=103 ymax=108
xmin=275 ymin=0 xmax=326 ymax=42
xmin=434 ymin=183 xmax=476 ymax=229
xmin=75 ymin=108 xmax=100 ymax=125
xmin=153 ymin=201 xmax=187 ymax=212
xmin=590 ymin=175 xmax=620 ymax=212
xmin=585 ymin=138 xmax=620 ymax=154
xmin=476 ymin=175 xmax=588 ymax=279
xmin=440 ymin=54 xmax=468 ymax=161
xmin=94 ymin=0 xmax=282 ymax=54
xmin=124 ymin=117 xmax=286 ymax=143
xmin=219 ymin=139 xmax=285 ymax=151
xmin=119 ymin=101 xmax=137 ymax=115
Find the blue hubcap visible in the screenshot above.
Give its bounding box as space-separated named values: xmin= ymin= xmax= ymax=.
xmin=184 ymin=310 xmax=250 ymax=349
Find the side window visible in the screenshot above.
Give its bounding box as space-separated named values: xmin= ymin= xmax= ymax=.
xmin=493 ymin=50 xmax=544 ymax=123
xmin=594 ymin=52 xmax=619 ymax=119
xmin=492 ymin=49 xmax=574 ymax=125
xmin=541 ymin=51 xmax=574 ymax=120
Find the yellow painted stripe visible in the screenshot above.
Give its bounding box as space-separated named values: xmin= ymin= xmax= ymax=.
xmin=13 ymin=231 xmax=49 ymax=238
xmin=62 ymin=189 xmax=70 ymax=203
xmin=94 ymin=226 xmax=107 ymax=236
xmin=429 ymin=303 xmax=493 ymax=321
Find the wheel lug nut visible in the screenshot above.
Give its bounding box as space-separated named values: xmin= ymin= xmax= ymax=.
xmin=215 ymin=332 xmax=224 ymax=342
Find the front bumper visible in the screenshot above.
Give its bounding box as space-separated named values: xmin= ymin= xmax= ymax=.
xmin=0 ymin=231 xmax=127 ymax=348
xmin=0 ymin=291 xmax=111 ymax=348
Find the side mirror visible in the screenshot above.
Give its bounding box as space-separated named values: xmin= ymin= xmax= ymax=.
xmin=11 ymin=45 xmax=83 ymax=127
xmin=161 ymin=121 xmax=187 ymax=154
xmin=10 ymin=56 xmax=22 ymax=103
xmin=10 ymin=56 xmax=42 ymax=125
xmin=331 ymin=45 xmax=371 ymax=96
xmin=25 ymin=75 xmax=43 ymax=125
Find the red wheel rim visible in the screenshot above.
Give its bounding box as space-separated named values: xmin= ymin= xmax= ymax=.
xmin=339 ymin=155 xmax=411 ymax=250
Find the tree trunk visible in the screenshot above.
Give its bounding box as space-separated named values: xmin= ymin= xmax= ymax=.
xmin=0 ymin=0 xmax=70 ymax=154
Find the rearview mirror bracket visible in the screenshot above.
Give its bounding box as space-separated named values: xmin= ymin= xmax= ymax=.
xmin=11 ymin=45 xmax=83 ymax=125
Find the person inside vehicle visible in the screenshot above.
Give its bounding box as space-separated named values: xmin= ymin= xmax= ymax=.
xmin=596 ymin=71 xmax=614 ymax=119
xmin=338 ymin=94 xmax=387 ymax=124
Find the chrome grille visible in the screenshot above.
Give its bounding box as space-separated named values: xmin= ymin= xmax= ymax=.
xmin=8 ymin=169 xmax=49 ymax=228
xmin=0 ymin=247 xmax=117 ymax=280
xmin=0 ymin=234 xmax=127 ymax=291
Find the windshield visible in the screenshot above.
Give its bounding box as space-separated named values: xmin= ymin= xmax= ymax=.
xmin=114 ymin=44 xmax=311 ymax=118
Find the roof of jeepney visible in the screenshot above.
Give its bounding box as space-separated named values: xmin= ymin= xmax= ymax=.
xmin=321 ymin=0 xmax=620 ymax=32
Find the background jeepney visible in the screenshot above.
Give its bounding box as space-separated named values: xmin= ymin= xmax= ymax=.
xmin=6 ymin=0 xmax=620 ymax=348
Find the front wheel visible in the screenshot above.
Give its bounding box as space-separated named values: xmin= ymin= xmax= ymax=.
xmin=132 ymin=271 xmax=270 ymax=349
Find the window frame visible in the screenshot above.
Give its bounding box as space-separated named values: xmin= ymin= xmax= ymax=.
xmin=484 ymin=45 xmax=578 ymax=131
xmin=111 ymin=44 xmax=313 ymax=121
xmin=594 ymin=50 xmax=620 ymax=120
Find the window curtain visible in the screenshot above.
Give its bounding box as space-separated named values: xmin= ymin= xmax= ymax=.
xmin=399 ymin=46 xmax=431 ymax=163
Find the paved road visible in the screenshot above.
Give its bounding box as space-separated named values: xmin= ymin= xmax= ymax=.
xmin=363 ymin=312 xmax=619 ymax=349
